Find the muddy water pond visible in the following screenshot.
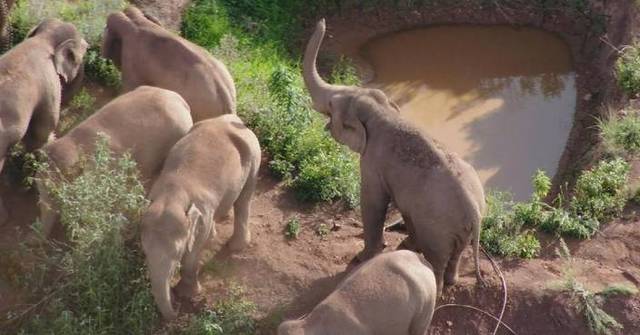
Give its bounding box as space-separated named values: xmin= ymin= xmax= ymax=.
xmin=362 ymin=25 xmax=576 ymax=200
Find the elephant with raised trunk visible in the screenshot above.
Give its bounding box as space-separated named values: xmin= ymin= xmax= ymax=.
xmin=0 ymin=18 xmax=88 ymax=223
xmin=141 ymin=115 xmax=261 ymax=319
xmin=278 ymin=250 xmax=437 ymax=335
xmin=302 ymin=19 xmax=485 ymax=295
xmin=36 ymin=86 xmax=193 ymax=238
xmin=102 ymin=6 xmax=236 ymax=121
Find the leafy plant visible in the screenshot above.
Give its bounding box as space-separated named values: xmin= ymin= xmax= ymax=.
xmin=180 ymin=285 xmax=256 ymax=335
xmin=570 ymin=158 xmax=630 ymax=224
xmin=315 ymin=223 xmax=330 ymax=239
xmin=58 ymin=88 xmax=96 ymax=135
xmin=84 ymin=47 xmax=121 ymax=89
xmin=284 ymin=217 xmax=301 ymax=239
xmin=13 ymin=137 xmax=156 ymax=335
xmin=599 ymin=109 xmax=640 ymax=157
xmin=480 ymin=191 xmax=540 ymax=258
xmin=616 ymin=43 xmax=640 ymax=96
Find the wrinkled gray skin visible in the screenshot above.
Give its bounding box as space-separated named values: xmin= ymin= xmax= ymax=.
xmin=0 ymin=18 xmax=87 ymax=223
xmin=102 ymin=6 xmax=236 ymax=121
xmin=142 ymin=115 xmax=261 ymax=320
xmin=278 ymin=250 xmax=437 ymax=335
xmin=36 ymin=86 xmax=193 ymax=238
xmin=303 ymin=19 xmax=485 ymax=295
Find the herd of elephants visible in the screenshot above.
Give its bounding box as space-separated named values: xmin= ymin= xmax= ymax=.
xmin=0 ymin=5 xmax=494 ymax=334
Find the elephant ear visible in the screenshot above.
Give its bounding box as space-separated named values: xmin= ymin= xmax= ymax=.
xmin=26 ymin=20 xmax=47 ymax=38
xmin=54 ymin=39 xmax=87 ymax=84
xmin=330 ymin=95 xmax=367 ymax=154
xmin=186 ymin=204 xmax=202 ymax=253
xmin=369 ymin=88 xmax=401 ymax=113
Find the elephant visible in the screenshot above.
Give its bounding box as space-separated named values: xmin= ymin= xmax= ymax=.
xmin=0 ymin=18 xmax=87 ymax=223
xmin=36 ymin=86 xmax=193 ymax=238
xmin=141 ymin=114 xmax=261 ymax=320
xmin=278 ymin=250 xmax=437 ymax=335
xmin=302 ymin=19 xmax=485 ymax=296
xmin=101 ymin=6 xmax=236 ymax=121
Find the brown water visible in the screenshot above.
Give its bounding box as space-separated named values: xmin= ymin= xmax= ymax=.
xmin=362 ymin=25 xmax=576 ymax=200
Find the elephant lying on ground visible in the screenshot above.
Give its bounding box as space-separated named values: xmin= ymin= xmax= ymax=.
xmin=141 ymin=115 xmax=261 ymax=320
xmin=36 ymin=86 xmax=193 ymax=238
xmin=0 ymin=18 xmax=87 ymax=223
xmin=102 ymin=6 xmax=236 ymax=121
xmin=278 ymin=250 xmax=437 ymax=335
xmin=302 ymin=19 xmax=486 ymax=295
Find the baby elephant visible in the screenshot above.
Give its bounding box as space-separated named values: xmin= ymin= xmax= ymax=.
xmin=278 ymin=250 xmax=437 ymax=335
xmin=36 ymin=86 xmax=193 ymax=237
xmin=141 ymin=115 xmax=261 ymax=320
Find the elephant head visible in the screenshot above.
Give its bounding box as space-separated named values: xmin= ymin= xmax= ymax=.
xmin=142 ymin=201 xmax=211 ymax=320
xmin=27 ymin=18 xmax=88 ymax=85
xmin=302 ymin=19 xmax=400 ymax=155
xmin=102 ymin=6 xmax=161 ymax=68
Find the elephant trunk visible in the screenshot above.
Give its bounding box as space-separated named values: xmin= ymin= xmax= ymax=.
xmin=302 ymin=18 xmax=340 ymax=114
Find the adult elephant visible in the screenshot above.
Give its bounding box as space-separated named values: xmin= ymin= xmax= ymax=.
xmin=36 ymin=86 xmax=193 ymax=239
xmin=302 ymin=19 xmax=485 ymax=295
xmin=0 ymin=18 xmax=87 ymax=223
xmin=102 ymin=6 xmax=236 ymax=121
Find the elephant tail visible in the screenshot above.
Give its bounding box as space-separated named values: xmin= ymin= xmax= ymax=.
xmin=471 ymin=209 xmax=484 ymax=286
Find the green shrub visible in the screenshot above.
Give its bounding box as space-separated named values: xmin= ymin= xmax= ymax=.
xmin=570 ymin=158 xmax=630 ymax=224
xmin=15 ymin=137 xmax=156 ymax=335
xmin=284 ymin=217 xmax=301 ymax=239
xmin=481 ymin=192 xmax=541 ymax=258
xmin=616 ymin=44 xmax=640 ymax=96
xmin=58 ymin=88 xmax=96 ymax=135
xmin=84 ymin=47 xmax=121 ymax=89
xmin=180 ymin=285 xmax=256 ymax=335
xmin=330 ymin=56 xmax=361 ymax=86
xmin=181 ymin=0 xmax=231 ymax=49
xmin=599 ymin=110 xmax=640 ymax=157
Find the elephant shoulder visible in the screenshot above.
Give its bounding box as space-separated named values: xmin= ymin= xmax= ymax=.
xmin=142 ymin=28 xmax=203 ymax=64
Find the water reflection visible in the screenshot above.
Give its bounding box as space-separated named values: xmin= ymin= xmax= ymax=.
xmin=362 ymin=25 xmax=576 ymax=200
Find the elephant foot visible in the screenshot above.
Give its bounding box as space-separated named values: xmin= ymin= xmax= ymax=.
xmin=355 ymin=246 xmax=384 ymax=263
xmin=444 ymin=272 xmax=459 ymax=286
xmin=160 ymin=305 xmax=179 ymax=321
xmin=227 ymin=234 xmax=250 ymax=252
xmin=174 ymin=279 xmax=201 ymax=299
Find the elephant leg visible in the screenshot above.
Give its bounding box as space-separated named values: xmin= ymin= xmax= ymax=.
xmin=416 ymin=234 xmax=450 ymax=298
xmin=143 ymin=236 xmax=179 ymax=320
xmin=175 ymin=221 xmax=213 ymax=298
xmin=227 ymin=176 xmax=256 ymax=251
xmin=444 ymin=235 xmax=469 ymax=286
xmin=24 ymin=106 xmax=58 ymax=152
xmin=356 ymin=177 xmax=390 ymax=262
